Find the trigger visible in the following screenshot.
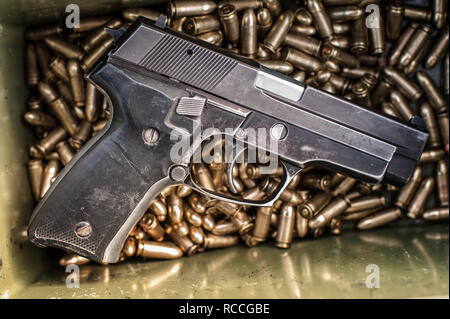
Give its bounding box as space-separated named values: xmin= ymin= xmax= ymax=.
xmin=226 ymin=145 xmax=247 ymax=195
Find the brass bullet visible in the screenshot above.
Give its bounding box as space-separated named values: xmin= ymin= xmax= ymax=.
xmin=345 ymin=195 xmax=386 ymax=214
xmin=81 ymin=36 xmax=114 ymax=71
xmin=404 ymin=5 xmax=432 ymax=22
xmin=185 ymin=207 xmax=203 ymax=227
xmin=279 ymin=188 xmax=309 ymax=205
xmin=385 ymin=67 xmax=422 ymax=101
xmin=149 ymin=198 xmax=168 ymax=222
xmin=73 ymin=106 xmax=86 ymax=121
xmin=67 ymin=59 xmax=85 ymax=107
xmin=189 ymin=226 xmax=206 ymax=245
xmin=307 ymin=0 xmax=334 ymax=40
xmin=256 ymin=8 xmax=273 ymax=38
xmin=424 ymin=25 xmax=449 ymax=69
xmin=130 ymin=227 xmax=149 ymax=241
xmin=215 ymin=201 xmax=253 ymax=234
xmin=122 ymin=237 xmax=137 ymax=257
xmin=407 ymin=177 xmax=435 ymax=219
xmin=257 ymin=59 xmax=293 ymax=74
xmin=25 ymin=24 xmax=63 ymax=41
xmin=309 ymin=196 xmax=349 ymax=229
xmin=291 ymin=70 xmax=307 ymax=82
xmin=443 ymin=52 xmax=449 ymax=95
xmin=71 ymin=16 xmax=112 ymax=33
xmin=398 ymin=24 xmax=432 ymax=69
xmin=166 ymin=226 xmax=198 ymax=256
xmin=284 ymin=32 xmax=322 ymax=56
xmin=419 ymin=149 xmax=446 ymax=164
xmin=219 ymin=4 xmax=240 ymax=47
xmin=238 ymin=162 xmax=257 ymax=189
xmin=197 ymin=31 xmax=224 ymax=46
xmin=177 ymin=185 xmax=193 ymax=198
xmin=351 ymin=80 xmax=372 ymax=108
xmin=437 ymin=112 xmax=449 ymax=153
xmin=49 ymin=56 xmax=69 ymax=83
xmin=169 ymin=1 xmax=218 ymax=18
xmin=422 ymin=207 xmax=449 ymax=221
xmin=27 ymin=159 xmax=43 ymax=201
xmin=321 ymin=43 xmax=359 ymax=68
xmin=173 ymin=220 xmax=190 ymax=237
xmin=192 ymin=163 xmax=215 ymax=192
xmin=240 ymin=9 xmax=258 ymax=57
xmin=390 ymin=90 xmax=414 ymax=122
xmin=327 ymin=6 xmax=364 ymax=23
xmin=332 ymin=176 xmax=357 ymax=196
xmin=167 ymin=194 xmax=184 ymax=224
xmin=330 ymin=36 xmax=351 ymax=50
xmin=241 ymin=183 xmax=266 ymax=201
xmin=342 ymin=207 xmax=380 ymax=221
xmin=85 ymin=82 xmax=103 ymax=123
xmin=436 ymin=160 xmax=449 ymax=206
xmin=136 ymin=240 xmax=183 ymax=259
xmin=420 ymin=102 xmax=442 ymax=148
xmin=139 ymin=213 xmax=165 ymax=242
xmin=188 ymin=193 xmax=207 ymax=214
xmin=416 ymin=71 xmax=447 ymax=113
xmin=203 ymin=234 xmax=240 ymax=249
xmin=403 ymin=38 xmax=431 ymax=75
xmin=263 ymin=0 xmax=281 ymax=17
xmin=35 ymin=41 xmax=57 ymax=84
xmin=38 ymin=82 xmax=79 ymax=136
xmin=40 ymin=160 xmax=60 ymax=198
xmin=44 ymin=36 xmax=84 ymax=60
xmin=36 ymin=126 xmax=69 ymax=155
xmin=212 ymin=220 xmax=239 ymax=235
xmin=282 ymin=47 xmax=323 ymax=73
xmin=26 ymin=43 xmax=40 ymax=87
xmin=291 ymin=25 xmax=317 ymax=36
xmin=388 ymin=23 xmax=419 ymax=66
xmin=371 ymin=79 xmax=393 ymax=107
xmin=299 ymin=192 xmax=332 ymax=219
xmin=122 ymin=8 xmax=160 ymax=22
xmin=333 ymin=23 xmax=350 ymax=35
xmin=263 ymin=10 xmax=294 ymax=54
xmin=23 ymin=110 xmax=57 ymax=130
xmin=55 ymin=141 xmax=75 ymax=166
xmin=368 ymin=8 xmax=385 ymax=54
xmin=202 ymin=213 xmax=216 ymax=231
xmin=246 ymin=164 xmax=283 ymax=179
xmin=330 ymin=172 xmax=346 ymax=186
xmin=350 ymin=17 xmax=369 ymax=55
xmin=275 ymin=204 xmax=295 ymax=248
xmin=69 ymin=120 xmax=92 ymax=150
xmin=252 ymin=206 xmax=272 ymax=241
xmin=81 ymin=18 xmax=121 ymax=52
xmin=295 ymin=208 xmax=309 ymax=238
xmin=171 ymin=17 xmax=187 ymax=32
xmin=357 ymin=208 xmax=402 ymax=230
xmin=295 ymin=8 xmax=313 ymax=26
xmin=56 ymin=80 xmax=73 ymax=104
xmin=322 ymin=82 xmax=337 ymax=94
xmin=92 ymin=119 xmax=108 ymax=135
xmin=301 ymin=173 xmax=332 ymax=191
xmin=183 ymin=15 xmax=221 ymax=35
xmin=432 ymin=0 xmax=448 ymax=29
xmin=58 ymin=254 xmax=90 ymax=267
xmin=386 ymin=1 xmax=404 ymax=41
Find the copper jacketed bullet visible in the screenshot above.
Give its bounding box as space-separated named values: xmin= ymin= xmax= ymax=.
xmin=136 ymin=240 xmax=183 ymax=259
xmin=294 ymin=8 xmax=313 ymax=26
xmin=26 ymin=24 xmax=63 ymax=41
xmin=27 ymin=159 xmax=43 ymax=201
xmin=398 ymin=24 xmax=432 ymax=69
xmin=384 ymin=67 xmax=422 ymax=101
xmin=309 ymin=196 xmax=349 ymax=229
xmin=357 ymin=208 xmax=402 ymax=230
xmin=432 ymin=0 xmax=448 ymax=29
xmin=436 ymin=160 xmax=449 ymax=206
xmin=424 ymin=26 xmax=449 ymax=69
xmin=422 ymin=207 xmax=449 ymax=221
xmin=389 ymin=90 xmax=414 ymax=122
xmin=407 ymin=177 xmax=435 ymax=219
xmin=282 ymin=47 xmax=323 ymax=73
xmin=327 ymin=6 xmax=364 ymax=23
xmin=212 ymin=220 xmax=239 ymax=235
xmin=217 ymin=0 xmax=263 ymax=12
xmin=275 ymin=204 xmax=295 ymax=248
xmin=44 ymin=36 xmax=84 ymax=60
xmin=345 ymin=195 xmax=386 ymax=214
xmin=416 ymin=71 xmax=447 ymax=113
xmin=404 ymin=5 xmax=432 ymax=22
xmin=85 ymin=82 xmax=103 ymax=123
xmin=420 ymin=102 xmax=441 ymax=148
xmin=256 ymin=8 xmax=273 ymax=38
xmin=332 ymin=176 xmax=357 ymax=196
xmin=437 ymin=112 xmax=449 ymax=153
xmin=55 ymin=141 xmax=75 ymax=166
xmin=419 ymin=149 xmax=446 ymax=164
xmin=395 ymin=166 xmax=423 ymax=209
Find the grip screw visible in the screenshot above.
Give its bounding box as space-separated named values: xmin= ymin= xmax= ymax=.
xmin=75 ymin=221 xmax=92 ymax=238
xmin=142 ymin=128 xmax=160 ymax=145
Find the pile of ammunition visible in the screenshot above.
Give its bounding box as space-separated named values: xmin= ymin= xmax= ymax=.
xmin=22 ymin=0 xmax=448 ymax=267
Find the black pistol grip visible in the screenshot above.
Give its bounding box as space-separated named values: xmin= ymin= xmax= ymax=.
xmin=28 ymin=62 xmax=178 ymax=263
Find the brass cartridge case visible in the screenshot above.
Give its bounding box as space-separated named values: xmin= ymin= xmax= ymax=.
xmin=247 ymin=164 xmax=283 ymax=178
xmin=169 ymin=1 xmax=218 ymax=18
xmin=69 ymin=120 xmax=92 ymax=150
xmin=171 ymin=17 xmax=187 ymax=31
xmin=295 ymin=8 xmax=313 ymax=26
xmin=204 ymin=234 xmax=240 ymax=249
xmin=253 ymin=206 xmax=272 ymax=241
xmin=404 ymin=5 xmax=432 ymax=21
xmin=291 ymin=25 xmax=317 ymax=36
xmin=167 ymin=194 xmax=184 ymax=224
xmin=27 ymin=159 xmax=43 ymax=201
xmin=330 ymin=172 xmax=346 ymax=186
xmin=58 ymin=254 xmax=90 ymax=267
xmin=384 ymin=67 xmax=422 ymax=101
xmin=390 ymin=90 xmax=414 ymax=122
xmin=368 ymin=8 xmax=385 ymax=54
xmin=295 ymin=208 xmax=309 ymax=238
xmin=350 ymin=17 xmax=369 ymax=55
xmin=282 ymin=47 xmax=323 ymax=73
xmin=241 ymin=9 xmax=258 ymax=57
xmin=398 ymin=24 xmax=432 ymax=69
xmin=183 ymin=15 xmax=221 ymax=35
xmin=67 ymin=59 xmax=85 ymax=107
xmin=35 ymin=41 xmax=57 ymax=84
xmin=257 ymin=60 xmax=293 ymax=74
xmin=27 ymin=96 xmax=44 ymax=112
xmin=275 ymin=204 xmax=295 ymax=248
xmin=263 ymin=10 xmax=294 ymax=54
xmin=44 ymin=36 xmax=84 ymax=60
xmin=81 ymin=37 xmax=114 ymax=71
xmin=70 ymin=16 xmax=111 ymax=33
xmin=25 ymin=24 xmax=63 ymax=41
xmin=263 ymin=0 xmax=281 ymax=17
xmin=81 ymin=18 xmax=121 ymax=52
xmin=330 ymin=36 xmax=350 ymax=50
xmin=139 ymin=214 xmax=165 ymax=242
xmin=36 ymin=126 xmax=69 ymax=155
xmin=437 ymin=112 xmax=449 ymax=153
xmin=436 ymin=160 xmax=449 ymax=206
xmin=241 ymin=184 xmax=266 ymax=201
xmin=432 ymin=0 xmax=448 ymax=29
xmin=357 ymin=208 xmax=402 ymax=230
xmin=212 ymin=220 xmax=239 ymax=235
xmin=256 ymin=8 xmax=273 ymax=37
xmin=122 ymin=8 xmax=160 ymax=22
xmin=307 ymin=0 xmax=334 ymax=39
xmin=327 ymin=6 xmax=364 ymax=23
xmin=40 ymin=160 xmax=60 ymax=198
xmin=219 ymin=4 xmax=240 ymax=47
xmin=299 ymin=192 xmax=333 ymax=219
xmin=345 ymin=195 xmax=386 ymax=214
xmin=333 ymin=23 xmax=350 ymax=35
xmin=420 ymin=102 xmax=441 ymax=148
xmin=419 ymin=149 xmax=446 ymax=164
xmin=422 ymin=207 xmax=449 ymax=221
xmin=55 ymin=141 xmax=75 ymax=166
xmin=49 ymin=56 xmax=69 ymax=83
xmin=26 ymin=43 xmax=40 ymax=87
xmin=279 ymin=188 xmax=307 ymax=205
xmin=85 ymin=82 xmax=103 ymax=123
xmin=23 ymin=110 xmax=57 ymax=130
xmin=332 ymin=176 xmax=357 ymax=196
xmin=301 ymin=173 xmax=332 ymax=191
xmin=407 ymin=177 xmax=435 ymax=219
xmin=403 ymin=38 xmax=431 ymax=75
xmin=371 ymin=79 xmax=393 ymax=107
xmin=136 ymin=240 xmax=183 ymax=259
xmin=416 ymin=71 xmax=447 ymax=113
xmin=56 ymin=80 xmax=73 ymax=103
xmin=150 ymin=198 xmax=167 ymax=222
xmin=342 ymin=207 xmax=380 ymax=221
xmin=321 ymin=43 xmax=359 ymax=68
xmin=309 ymin=196 xmax=349 ymax=229
xmin=389 ymin=23 xmax=419 ymax=66
xmin=351 ymin=81 xmax=372 ymax=108
xmin=166 ymin=226 xmax=198 ymax=256
xmin=284 ymin=33 xmax=322 ymax=56
xmin=386 ymin=1 xmax=404 ymax=41
xmin=424 ymin=25 xmax=449 ymax=69
xmin=192 ymin=163 xmax=215 ymax=192
xmin=218 ymin=0 xmax=263 ymax=11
